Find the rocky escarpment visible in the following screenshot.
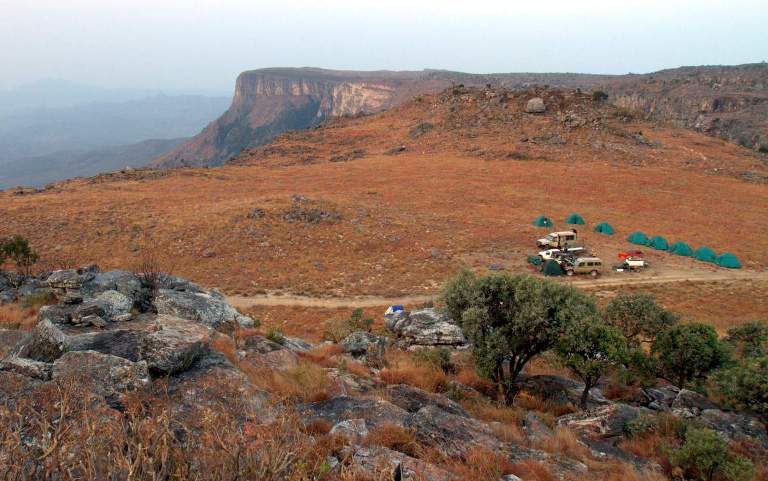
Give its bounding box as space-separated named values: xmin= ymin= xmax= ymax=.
xmin=151 ymin=68 xmax=614 ymax=168
xmin=601 ymin=63 xmax=768 ymax=152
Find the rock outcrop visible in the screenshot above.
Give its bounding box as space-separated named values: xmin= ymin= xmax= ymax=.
xmin=385 ymin=308 xmax=466 ymax=347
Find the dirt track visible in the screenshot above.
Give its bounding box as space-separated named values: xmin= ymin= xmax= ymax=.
xmin=226 ymin=269 xmax=768 ymax=309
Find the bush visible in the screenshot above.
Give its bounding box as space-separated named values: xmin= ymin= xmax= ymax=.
xmin=592 ymin=90 xmax=609 ymax=102
xmin=0 ymin=236 xmax=39 ymax=275
xmin=555 ymin=316 xmax=628 ymax=409
xmin=412 ymin=347 xmax=455 ymax=374
xmin=652 ymin=323 xmax=730 ymax=388
xmin=670 ymin=427 xmax=755 ymax=481
xmin=444 ymin=271 xmax=598 ymax=404
xmin=725 ymin=320 xmax=768 ymax=358
xmin=604 ymin=292 xmax=678 ymax=344
xmin=713 ymin=355 xmax=768 ymax=418
xmin=322 ymin=308 xmax=374 ymax=342
xmin=266 ymin=326 xmax=286 ymax=345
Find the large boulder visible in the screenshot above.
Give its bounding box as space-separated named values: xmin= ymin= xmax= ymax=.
xmin=698 ymin=409 xmax=768 ymax=448
xmin=0 ymin=356 xmax=53 ymax=380
xmin=300 ymin=396 xmax=409 ymax=428
xmin=386 ymin=308 xmax=466 ymax=347
xmin=405 ymin=404 xmax=506 ymax=457
xmin=340 ymin=331 xmax=388 ymax=357
xmin=154 ymin=288 xmax=254 ymax=328
xmin=525 ymin=97 xmax=546 ymax=113
xmin=348 ymin=445 xmax=455 ymax=481
xmin=139 ymin=315 xmax=212 ymax=375
xmin=52 ymin=350 xmax=149 ymax=406
xmin=46 ymin=267 xmax=97 ymax=291
xmin=556 ymin=404 xmax=649 ymax=439
xmin=385 ymin=384 xmax=469 ymax=417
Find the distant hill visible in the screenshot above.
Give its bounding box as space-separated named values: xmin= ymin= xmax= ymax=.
xmin=0 ymin=94 xmax=230 ymax=163
xmin=0 ymin=138 xmax=186 ymax=189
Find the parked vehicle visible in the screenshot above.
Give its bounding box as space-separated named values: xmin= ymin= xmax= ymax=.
xmin=562 ymin=256 xmax=603 ymax=277
xmin=618 ymin=250 xmax=644 ymax=260
xmin=536 ymin=230 xmax=578 ymax=249
xmin=615 ymin=257 xmax=648 ymax=272
xmin=538 ymin=246 xmax=587 ymax=261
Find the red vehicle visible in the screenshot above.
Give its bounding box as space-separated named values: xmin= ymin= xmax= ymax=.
xmin=619 ymin=250 xmax=644 ymax=260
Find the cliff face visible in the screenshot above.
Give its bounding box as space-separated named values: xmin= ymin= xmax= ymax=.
xmin=601 ymin=64 xmax=768 ymax=152
xmin=152 ymin=69 xmax=428 ymax=167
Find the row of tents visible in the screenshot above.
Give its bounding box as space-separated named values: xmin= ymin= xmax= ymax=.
xmin=627 ymin=231 xmax=741 ymax=268
xmin=532 ymin=213 xmax=741 ymax=269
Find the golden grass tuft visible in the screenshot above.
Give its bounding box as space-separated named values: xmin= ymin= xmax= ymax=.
xmin=0 ymin=302 xmax=39 ymax=330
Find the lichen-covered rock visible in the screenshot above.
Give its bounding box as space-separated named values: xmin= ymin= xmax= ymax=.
xmin=0 ymin=356 xmax=53 ymax=380
xmin=154 ymin=288 xmax=254 ymax=328
xmin=405 ymin=404 xmax=505 ymax=457
xmin=340 ymin=331 xmax=387 ymax=356
xmin=523 ymin=412 xmax=554 ymax=443
xmin=52 ymin=350 xmax=149 ymax=406
xmin=330 ymin=418 xmax=369 ymax=440
xmin=386 ymin=308 xmax=466 ymax=347
xmin=281 ymin=336 xmax=313 ymax=352
xmin=348 ymin=445 xmax=455 ymax=481
xmin=141 ymin=315 xmax=212 ymax=375
xmin=556 ymin=404 xmax=648 ymax=439
xmin=385 ymin=384 xmax=468 ymax=417
xmin=300 ymin=395 xmax=409 ymax=428
xmin=698 ymin=409 xmax=768 ymax=447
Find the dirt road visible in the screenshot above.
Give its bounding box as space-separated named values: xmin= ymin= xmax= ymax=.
xmin=227 ymin=269 xmax=767 ymax=309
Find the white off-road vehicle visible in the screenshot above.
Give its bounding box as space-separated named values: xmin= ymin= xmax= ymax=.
xmin=536 ymin=230 xmax=578 ymax=249
xmin=538 ymin=246 xmax=587 ymax=261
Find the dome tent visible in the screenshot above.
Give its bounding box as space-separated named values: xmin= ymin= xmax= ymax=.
xmin=694 ymin=246 xmax=717 ymax=263
xmin=716 ymin=252 xmax=742 ymax=269
xmin=564 ymin=213 xmax=585 ymax=225
xmin=593 ymin=222 xmax=615 ymax=235
xmin=648 ymin=235 xmax=670 ymax=251
xmin=627 ymin=231 xmax=649 ymax=245
xmin=532 ymin=215 xmax=553 ymax=227
xmin=669 ymin=241 xmax=694 ymax=256
xmin=527 ymin=255 xmax=542 ymax=266
xmin=542 ymin=259 xmax=564 ymax=276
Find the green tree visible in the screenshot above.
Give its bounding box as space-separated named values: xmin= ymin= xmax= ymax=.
xmin=652 ymin=323 xmax=730 ymax=388
xmin=555 ymin=316 xmax=628 ymax=409
xmin=0 ymin=236 xmax=39 ymax=275
xmin=725 ymin=320 xmax=768 ymax=358
xmin=444 ymin=271 xmax=597 ymax=404
xmin=714 ymin=355 xmax=768 ymax=418
xmin=670 ymin=427 xmax=754 ymax=481
xmin=604 ymin=292 xmax=678 ymax=344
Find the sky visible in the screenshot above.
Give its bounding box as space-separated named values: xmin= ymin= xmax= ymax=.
xmin=1 ymin=0 xmax=766 ymax=93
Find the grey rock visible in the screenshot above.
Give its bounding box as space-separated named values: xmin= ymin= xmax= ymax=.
xmin=386 ymin=384 xmax=469 ymax=417
xmin=500 ymin=475 xmax=522 ymax=481
xmin=0 ymin=356 xmax=53 ymax=380
xmin=671 ymin=389 xmax=720 ymax=417
xmin=330 ymin=418 xmax=369 ymax=439
xmin=46 ymin=268 xmax=96 ymax=290
xmin=526 ymin=97 xmax=546 ymax=113
xmin=350 ymin=445 xmax=455 ymax=481
xmin=242 ymin=335 xmax=284 ymax=354
xmin=154 ymin=288 xmax=253 ymax=328
xmin=523 ymin=412 xmax=554 ymax=443
xmin=386 ymin=308 xmax=466 ymax=347
xmin=141 ymin=315 xmax=212 ymax=375
xmin=300 ymin=395 xmax=409 ymax=428
xmin=699 ymin=409 xmax=768 ymax=448
xmin=519 ymin=374 xmax=609 ymax=408
xmin=281 ymin=336 xmax=313 ymax=352
xmin=38 ymin=303 xmax=77 ymax=324
xmin=80 ymin=315 xmax=107 ymax=328
xmin=94 ymin=290 xmax=134 ymax=320
xmin=405 ymin=404 xmax=505 ymax=457
xmin=340 ymin=331 xmax=387 ymax=356
xmin=557 ymin=404 xmax=648 ymax=439
xmin=52 ymin=350 xmax=149 ymax=405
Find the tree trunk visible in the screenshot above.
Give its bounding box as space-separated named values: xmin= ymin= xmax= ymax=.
xmin=580 ymin=383 xmax=591 ymax=410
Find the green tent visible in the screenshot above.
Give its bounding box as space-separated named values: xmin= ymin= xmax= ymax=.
xmin=628 ymin=231 xmax=649 ymax=245
xmin=564 ymin=213 xmax=585 ymax=225
xmin=593 ymin=221 xmax=615 ymax=235
xmin=716 ymin=252 xmax=742 ymax=269
xmin=648 ymin=235 xmax=670 ymax=251
xmin=694 ymin=246 xmax=717 ymax=263
xmin=532 ymin=215 xmax=553 ymax=227
xmin=527 ymin=255 xmax=543 ymax=266
xmin=542 ymin=259 xmax=564 ymax=276
xmin=669 ymin=241 xmax=694 ymax=256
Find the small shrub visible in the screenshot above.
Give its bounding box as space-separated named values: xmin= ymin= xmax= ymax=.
xmin=0 ymin=235 xmax=39 ymax=275
xmin=592 ymin=90 xmax=609 ymax=102
xmin=725 ymin=320 xmax=768 ymax=358
xmin=670 ymin=427 xmax=755 ymax=481
xmin=322 ymin=308 xmax=373 ymax=342
xmin=713 ymin=355 xmax=768 ymax=418
xmin=266 ymin=326 xmax=286 ymax=345
xmin=412 ymin=347 xmax=455 ymax=374
xmin=624 ymin=414 xmax=657 ymax=438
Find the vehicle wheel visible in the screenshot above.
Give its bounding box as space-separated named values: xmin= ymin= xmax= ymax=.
xmin=566 ymin=270 xmax=574 ymax=276
xmin=590 ymin=270 xmax=599 ymax=278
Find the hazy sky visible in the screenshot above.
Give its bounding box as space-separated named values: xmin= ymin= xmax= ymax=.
xmin=2 ymin=0 xmax=766 ymax=93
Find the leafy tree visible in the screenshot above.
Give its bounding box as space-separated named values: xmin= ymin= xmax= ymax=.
xmin=725 ymin=320 xmax=768 ymax=359
xmin=444 ymin=271 xmax=598 ymax=404
xmin=0 ymin=236 xmax=39 ymax=275
xmin=652 ymin=323 xmax=730 ymax=388
xmin=714 ymin=355 xmax=768 ymax=418
xmin=555 ymin=316 xmax=628 ymax=409
xmin=604 ymin=292 xmax=679 ymax=344
xmin=670 ymin=427 xmax=755 ymax=481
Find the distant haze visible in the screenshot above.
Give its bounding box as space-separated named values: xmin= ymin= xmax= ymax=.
xmin=1 ymin=0 xmax=766 ymax=92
